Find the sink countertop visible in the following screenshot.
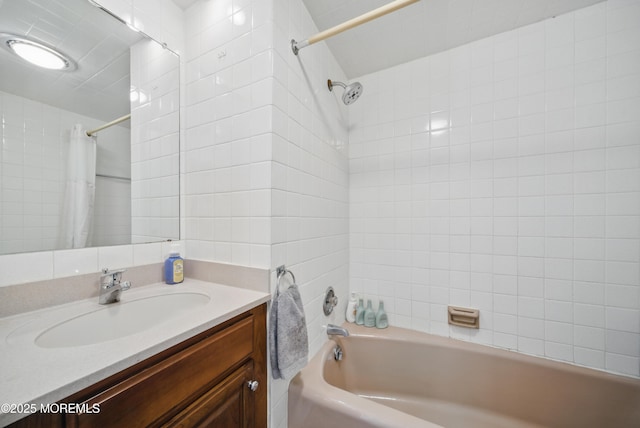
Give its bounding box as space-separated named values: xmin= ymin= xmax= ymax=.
xmin=0 ymin=279 xmax=271 ymax=426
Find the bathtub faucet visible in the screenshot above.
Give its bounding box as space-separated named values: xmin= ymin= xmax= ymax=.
xmin=327 ymin=324 xmax=349 ymax=337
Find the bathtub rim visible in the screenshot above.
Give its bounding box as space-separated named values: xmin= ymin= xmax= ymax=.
xmin=333 ymin=323 xmax=640 ymax=384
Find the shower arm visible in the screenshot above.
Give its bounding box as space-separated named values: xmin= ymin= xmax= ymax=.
xmin=291 ymin=0 xmax=420 ymax=55
xmin=327 ymin=80 xmax=346 ymax=91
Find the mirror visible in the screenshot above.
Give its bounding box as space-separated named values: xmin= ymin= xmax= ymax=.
xmin=0 ymin=0 xmax=180 ymax=255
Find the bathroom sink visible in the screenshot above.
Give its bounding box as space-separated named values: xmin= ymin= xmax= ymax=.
xmin=36 ymin=293 xmax=210 ymax=348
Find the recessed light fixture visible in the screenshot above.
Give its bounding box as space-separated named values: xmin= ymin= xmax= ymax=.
xmin=0 ymin=33 xmax=76 ymax=71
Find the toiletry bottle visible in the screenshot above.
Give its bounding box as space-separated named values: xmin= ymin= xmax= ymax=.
xmin=375 ymin=301 xmax=389 ymax=329
xmin=346 ymin=293 xmax=357 ymax=323
xmin=164 ymin=244 xmax=184 ymax=284
xmin=364 ymin=299 xmax=376 ymax=327
xmin=355 ymin=298 xmax=365 ymax=325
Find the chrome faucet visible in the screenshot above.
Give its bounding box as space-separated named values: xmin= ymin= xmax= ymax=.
xmin=99 ymin=268 xmax=131 ymax=305
xmin=327 ymin=324 xmax=349 ymax=337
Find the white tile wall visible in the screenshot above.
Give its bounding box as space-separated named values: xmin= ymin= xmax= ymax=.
xmin=182 ymin=1 xmax=350 ymax=427
xmin=183 ymin=0 xmax=276 ymax=268
xmin=0 ymin=251 xmax=53 ymax=286
xmin=53 ymin=248 xmax=99 ymax=278
xmin=0 ymin=91 xmax=131 ymax=254
xmin=0 ymin=91 xmax=66 ymax=255
xmin=93 ymin=124 xmax=132 ymax=247
xmin=92 ymin=177 xmax=131 ymax=247
xmin=130 ymin=38 xmax=180 ymax=243
xmin=349 ymin=0 xmax=640 ymax=378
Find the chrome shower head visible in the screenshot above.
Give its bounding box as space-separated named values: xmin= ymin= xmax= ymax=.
xmin=328 ymin=79 xmax=363 ymax=105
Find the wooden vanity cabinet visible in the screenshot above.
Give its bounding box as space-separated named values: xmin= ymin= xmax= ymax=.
xmin=10 ymin=304 xmax=267 ymax=428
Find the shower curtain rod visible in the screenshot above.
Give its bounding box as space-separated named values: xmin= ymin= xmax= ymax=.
xmin=86 ymin=113 xmax=131 ymax=136
xmin=96 ymin=173 xmax=131 ymax=181
xmin=291 ymin=0 xmax=420 ymax=55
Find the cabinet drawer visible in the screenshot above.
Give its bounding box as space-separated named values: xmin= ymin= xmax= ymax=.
xmin=68 ymin=317 xmax=254 ymax=428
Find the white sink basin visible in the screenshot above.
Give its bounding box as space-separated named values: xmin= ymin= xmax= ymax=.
xmin=35 ymin=292 xmax=210 ymax=348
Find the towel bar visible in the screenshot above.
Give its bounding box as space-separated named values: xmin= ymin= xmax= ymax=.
xmin=275 ymin=265 xmax=296 ymax=296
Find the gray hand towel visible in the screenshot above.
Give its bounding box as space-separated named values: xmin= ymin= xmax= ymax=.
xmin=269 ymin=283 xmax=309 ymax=380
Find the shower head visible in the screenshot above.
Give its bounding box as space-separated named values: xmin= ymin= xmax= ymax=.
xmin=328 ymin=79 xmax=363 ymax=105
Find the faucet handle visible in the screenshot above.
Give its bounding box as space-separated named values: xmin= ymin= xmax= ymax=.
xmin=100 ymin=268 xmax=128 ymax=288
xmin=102 ymin=267 xmax=127 ymax=276
xmin=121 ymin=281 xmax=131 ymax=291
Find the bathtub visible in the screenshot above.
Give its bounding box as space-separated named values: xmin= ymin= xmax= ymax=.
xmin=289 ymin=324 xmax=640 ymax=428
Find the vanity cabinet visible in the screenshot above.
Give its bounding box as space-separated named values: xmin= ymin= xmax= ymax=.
xmin=9 ymin=304 xmax=267 ymax=428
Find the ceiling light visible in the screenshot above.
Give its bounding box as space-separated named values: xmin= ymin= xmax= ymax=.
xmin=1 ymin=34 xmax=75 ymax=71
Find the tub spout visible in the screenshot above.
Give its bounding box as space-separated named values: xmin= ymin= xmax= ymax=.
xmin=327 ymin=324 xmax=349 ymax=337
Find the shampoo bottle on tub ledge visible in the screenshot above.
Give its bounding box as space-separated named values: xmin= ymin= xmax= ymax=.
xmin=364 ymin=300 xmax=376 ymax=327
xmin=355 ymin=298 xmax=365 ymax=325
xmin=346 ymin=293 xmax=358 ymax=323
xmin=375 ymin=301 xmax=388 ymax=328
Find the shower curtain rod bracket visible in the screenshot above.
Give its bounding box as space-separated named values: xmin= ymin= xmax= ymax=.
xmin=291 ymin=39 xmax=308 ymax=55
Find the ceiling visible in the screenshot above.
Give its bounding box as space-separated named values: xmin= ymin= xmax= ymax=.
xmin=173 ymin=0 xmax=606 ymax=78
xmin=0 ymin=0 xmax=142 ymax=123
xmin=301 ymin=0 xmax=606 ymax=78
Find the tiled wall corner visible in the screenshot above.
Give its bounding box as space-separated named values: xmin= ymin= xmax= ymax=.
xmin=268 ymin=1 xmax=350 ymax=427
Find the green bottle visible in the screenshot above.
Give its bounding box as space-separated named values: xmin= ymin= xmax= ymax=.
xmin=355 ymin=298 xmax=365 ymax=325
xmin=364 ymin=300 xmax=376 ymax=327
xmin=375 ymin=301 xmax=388 ymax=328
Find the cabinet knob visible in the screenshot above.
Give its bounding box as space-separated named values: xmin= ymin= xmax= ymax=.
xmin=247 ymin=380 xmax=259 ymax=392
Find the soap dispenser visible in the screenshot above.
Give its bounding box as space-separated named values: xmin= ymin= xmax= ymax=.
xmin=355 ymin=298 xmax=365 ymax=325
xmin=364 ymin=299 xmax=376 ymax=327
xmin=375 ymin=301 xmax=389 ymax=329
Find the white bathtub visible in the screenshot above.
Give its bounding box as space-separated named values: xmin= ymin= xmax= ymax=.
xmin=289 ymin=324 xmax=640 ymax=427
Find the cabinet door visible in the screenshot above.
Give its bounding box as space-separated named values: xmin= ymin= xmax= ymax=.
xmin=163 ymin=361 xmax=256 ymax=428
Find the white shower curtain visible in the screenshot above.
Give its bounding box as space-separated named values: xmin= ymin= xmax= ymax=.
xmin=59 ymin=124 xmax=97 ymax=249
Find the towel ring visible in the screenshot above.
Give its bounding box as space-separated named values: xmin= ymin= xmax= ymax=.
xmin=276 ymin=265 xmax=296 ymax=296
